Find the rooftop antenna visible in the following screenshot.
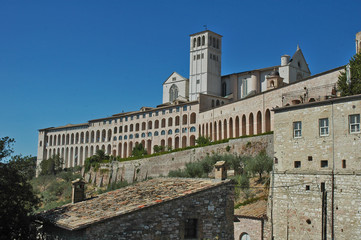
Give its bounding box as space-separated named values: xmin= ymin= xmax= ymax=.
xmin=203 ymin=25 xmax=208 ymax=30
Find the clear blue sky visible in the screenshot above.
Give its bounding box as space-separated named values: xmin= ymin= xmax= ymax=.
xmin=1 ymin=0 xmax=360 ymax=157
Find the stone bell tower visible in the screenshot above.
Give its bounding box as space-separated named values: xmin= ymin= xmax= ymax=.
xmin=189 ymin=30 xmax=222 ymax=101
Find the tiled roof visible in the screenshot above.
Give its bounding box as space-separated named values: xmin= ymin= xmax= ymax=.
xmin=234 ymin=199 xmax=267 ymax=219
xmin=37 ymin=178 xmax=230 ymax=231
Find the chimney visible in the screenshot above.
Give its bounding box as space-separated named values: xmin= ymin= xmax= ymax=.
xmin=72 ymin=178 xmax=85 ymax=204
xmin=214 ymin=161 xmax=227 ymax=180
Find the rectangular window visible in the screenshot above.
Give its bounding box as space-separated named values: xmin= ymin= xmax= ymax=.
xmin=305 ymin=185 xmax=310 ymax=191
xmin=149 ymin=112 xmax=152 ymax=117
xmin=155 ymin=111 xmax=159 ymax=116
xmin=169 ymin=108 xmax=173 ymax=113
xmin=308 ymin=156 xmax=313 ymax=161
xmin=109 ymin=120 xmax=112 ymax=124
xmin=349 ymin=114 xmax=360 ymax=133
xmin=196 ymin=79 xmax=200 ymax=84
xmin=119 ymin=117 xmax=123 ymax=122
xmin=319 ymin=118 xmax=329 ymax=136
xmin=321 ymin=160 xmax=328 ymax=168
xmin=342 ymin=159 xmax=346 ymax=169
xmin=294 ymin=161 xmax=301 ymax=168
xmin=162 ymin=110 xmax=166 ymax=115
xmin=131 ymin=116 xmax=133 ymax=120
xmin=242 ymin=79 xmax=248 ymax=97
xmin=183 ymin=105 xmax=187 ymax=111
xmin=136 ymin=115 xmax=140 ymax=119
xmin=143 ymin=113 xmax=146 ymax=118
xmin=293 ymin=121 xmax=302 ymax=138
xmin=184 ymin=219 xmax=198 ymax=239
xmin=201 ymin=53 xmax=204 ymax=59
xmin=115 ymin=119 xmax=117 ymax=123
xmin=125 ymin=117 xmax=128 ymax=121
xmin=103 ymin=120 xmax=107 ymax=125
xmin=176 ymin=107 xmax=180 ymax=112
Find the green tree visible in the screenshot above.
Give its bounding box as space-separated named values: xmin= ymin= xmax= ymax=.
xmin=84 ymin=149 xmax=110 ymax=172
xmin=153 ymin=145 xmax=165 ymax=153
xmin=40 ymin=154 xmax=64 ymax=176
xmin=0 ymin=136 xmax=15 ymax=162
xmin=245 ymin=151 xmax=273 ymax=182
xmin=8 ymin=155 xmax=37 ymax=181
xmin=132 ymin=143 xmax=147 ymax=157
xmin=195 ymin=136 xmax=211 ymax=146
xmin=337 ymin=53 xmax=361 ymax=96
xmin=0 ymin=137 xmax=40 ymax=240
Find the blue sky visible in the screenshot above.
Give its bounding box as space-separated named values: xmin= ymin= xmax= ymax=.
xmin=1 ymin=0 xmax=360 ymax=157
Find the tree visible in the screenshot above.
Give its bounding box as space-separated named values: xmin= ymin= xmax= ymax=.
xmin=132 ymin=143 xmax=147 ymax=157
xmin=8 ymin=155 xmax=37 ymax=181
xmin=84 ymin=149 xmax=110 ymax=172
xmin=0 ymin=137 xmax=15 ymax=162
xmin=337 ymin=53 xmax=361 ymax=96
xmin=39 ymin=154 xmax=64 ymax=176
xmin=195 ymin=136 xmax=211 ymax=146
xmin=245 ymin=151 xmax=273 ymax=182
xmin=153 ymin=145 xmax=165 ymax=153
xmin=0 ymin=137 xmax=40 ymax=240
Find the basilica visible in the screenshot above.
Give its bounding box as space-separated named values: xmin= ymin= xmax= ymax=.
xmin=36 ymin=30 xmax=350 ymax=169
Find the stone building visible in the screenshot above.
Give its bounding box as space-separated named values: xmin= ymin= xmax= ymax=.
xmin=37 ymin=29 xmax=349 ymax=171
xmin=271 ymin=94 xmax=361 ymax=239
xmin=37 ymin=178 xmax=234 ymax=240
xmin=234 ymin=200 xmax=268 ymax=240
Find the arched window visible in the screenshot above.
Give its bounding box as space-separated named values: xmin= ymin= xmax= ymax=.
xmin=114 ymin=127 xmax=117 ymax=134
xmin=193 ymin=38 xmax=196 ymax=48
xmin=216 ymin=100 xmax=220 ymax=106
xmin=119 ymin=136 xmax=122 ymax=140
xmin=168 ymin=129 xmax=173 ymax=135
xmin=222 ymin=82 xmax=227 ymax=96
xmin=240 ymin=232 xmax=251 ymax=240
xmin=212 ymin=100 xmax=215 ymax=107
xmin=216 ymin=39 xmax=219 ymax=49
xmin=202 ymin=36 xmax=205 ymax=45
xmin=169 ymin=84 xmax=179 ymax=102
xmin=190 ymin=112 xmax=196 ymax=124
xmin=124 ymin=135 xmax=128 ymax=140
xmin=141 ymin=133 xmax=146 ymax=138
xmin=190 ymin=127 xmax=196 ymax=132
xmin=161 ymin=130 xmax=166 ymax=135
xmin=175 ymin=129 xmax=180 ymax=133
xmin=154 ymin=131 xmax=159 ymax=136
xmin=197 ymin=37 xmax=201 ymax=47
xmin=148 ymin=132 xmax=152 ymax=137
xmin=135 ymin=133 xmax=139 ymax=138
xmin=168 ymin=117 xmax=173 ymax=127
xmin=129 ymin=134 xmax=133 ymax=139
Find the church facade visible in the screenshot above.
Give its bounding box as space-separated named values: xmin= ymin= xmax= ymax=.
xmin=37 ymin=30 xmax=347 ymax=170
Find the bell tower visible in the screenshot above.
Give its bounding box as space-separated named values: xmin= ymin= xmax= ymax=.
xmin=189 ymin=30 xmax=222 ymax=101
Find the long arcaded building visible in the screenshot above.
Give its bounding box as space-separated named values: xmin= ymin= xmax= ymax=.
xmin=37 ymin=30 xmax=361 ymax=170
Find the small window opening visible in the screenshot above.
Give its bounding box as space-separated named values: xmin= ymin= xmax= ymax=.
xmin=305 ymin=185 xmax=310 ymax=191
xmin=294 ymin=161 xmax=301 ymax=168
xmin=308 ymin=156 xmax=313 ymax=161
xmin=321 ymin=160 xmax=328 ymax=168
xmin=321 ymin=182 xmax=325 ymax=192
xmin=306 ymin=219 xmax=311 ymax=224
xmin=342 ymin=159 xmax=346 ymax=169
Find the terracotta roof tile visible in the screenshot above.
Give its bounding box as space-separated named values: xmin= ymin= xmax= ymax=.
xmin=38 ymin=178 xmax=229 ymax=230
xmin=234 ymin=200 xmax=267 ymax=219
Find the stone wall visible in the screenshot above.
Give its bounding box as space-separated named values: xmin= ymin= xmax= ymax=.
xmin=84 ymin=134 xmax=273 ymax=185
xmin=234 ymin=217 xmax=264 ymax=240
xmin=272 ymin=173 xmax=361 ymax=239
xmin=44 ymin=180 xmax=234 ymax=240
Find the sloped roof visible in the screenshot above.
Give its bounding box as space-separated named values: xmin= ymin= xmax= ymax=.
xmin=234 ymin=199 xmax=267 ymax=219
xmin=38 ymin=178 xmax=230 ymax=231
